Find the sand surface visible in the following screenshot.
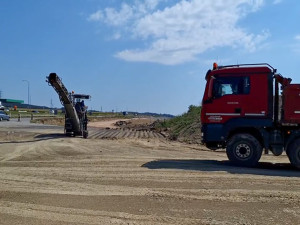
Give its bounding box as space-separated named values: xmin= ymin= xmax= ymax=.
xmin=0 ymin=119 xmax=299 ymax=224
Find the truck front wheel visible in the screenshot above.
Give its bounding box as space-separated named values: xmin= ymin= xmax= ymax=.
xmin=287 ymin=139 xmax=300 ymax=169
xmin=226 ymin=134 xmax=262 ymax=167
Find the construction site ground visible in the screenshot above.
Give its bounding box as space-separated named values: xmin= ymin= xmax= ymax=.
xmin=0 ymin=118 xmax=299 ymax=225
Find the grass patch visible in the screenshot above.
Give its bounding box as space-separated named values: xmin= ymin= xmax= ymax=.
xmin=156 ymin=105 xmax=202 ymax=143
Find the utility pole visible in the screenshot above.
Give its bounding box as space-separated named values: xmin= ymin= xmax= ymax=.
xmin=22 ymin=80 xmax=30 ymax=107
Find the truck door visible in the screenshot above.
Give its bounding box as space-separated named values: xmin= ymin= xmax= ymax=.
xmin=203 ymin=75 xmax=250 ymax=124
xmin=202 ymin=72 xmax=270 ymax=125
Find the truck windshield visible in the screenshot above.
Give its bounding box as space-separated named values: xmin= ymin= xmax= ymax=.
xmin=213 ymin=76 xmax=250 ymax=98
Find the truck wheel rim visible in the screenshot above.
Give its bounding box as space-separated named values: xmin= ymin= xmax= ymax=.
xmin=235 ymin=143 xmax=251 ymax=159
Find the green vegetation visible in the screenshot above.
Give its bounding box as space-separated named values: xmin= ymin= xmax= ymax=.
xmin=5 ymin=108 xmax=132 ymax=119
xmin=156 ymin=105 xmax=202 ymax=143
xmin=6 ymin=108 xmax=54 ymax=118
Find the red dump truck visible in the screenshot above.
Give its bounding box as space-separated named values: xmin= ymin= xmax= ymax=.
xmin=201 ymin=63 xmax=300 ymax=168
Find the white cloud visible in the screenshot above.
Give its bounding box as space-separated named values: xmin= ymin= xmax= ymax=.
xmin=295 ymin=35 xmax=300 ymax=41
xmin=88 ymin=0 xmax=269 ymax=65
xmin=88 ymin=10 xmax=103 ymax=21
xmin=88 ymin=3 xmax=133 ymax=26
xmin=273 ymin=0 xmax=282 ymax=4
xmin=88 ymin=0 xmax=161 ymax=25
xmin=112 ymin=32 xmax=121 ymax=40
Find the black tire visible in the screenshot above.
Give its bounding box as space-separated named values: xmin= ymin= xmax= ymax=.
xmin=226 ymin=133 xmax=262 ymax=167
xmin=83 ymin=131 xmax=88 ymax=139
xmin=287 ymin=139 xmax=300 ymax=169
xmin=65 ymin=130 xmax=72 ymax=137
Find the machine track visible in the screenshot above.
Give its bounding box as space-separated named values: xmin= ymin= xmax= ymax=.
xmin=89 ymin=128 xmax=165 ymax=140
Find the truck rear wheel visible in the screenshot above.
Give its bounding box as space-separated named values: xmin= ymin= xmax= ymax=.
xmin=226 ymin=134 xmax=262 ymax=167
xmin=287 ymin=139 xmax=300 ymax=169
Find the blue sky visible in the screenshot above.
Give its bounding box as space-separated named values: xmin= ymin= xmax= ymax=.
xmin=0 ymin=0 xmax=299 ymax=115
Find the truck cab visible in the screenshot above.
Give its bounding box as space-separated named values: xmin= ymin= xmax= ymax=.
xmin=201 ymin=63 xmax=300 ymax=168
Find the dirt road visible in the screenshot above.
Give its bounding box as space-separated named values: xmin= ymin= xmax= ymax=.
xmin=0 ymin=119 xmax=299 ymax=224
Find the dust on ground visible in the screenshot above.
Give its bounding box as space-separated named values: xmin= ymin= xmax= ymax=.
xmin=0 ymin=118 xmax=299 ymax=225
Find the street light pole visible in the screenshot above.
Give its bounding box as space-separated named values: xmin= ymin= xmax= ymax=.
xmin=22 ymin=80 xmax=30 ymax=107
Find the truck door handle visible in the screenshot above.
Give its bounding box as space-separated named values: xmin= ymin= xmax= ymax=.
xmin=235 ymin=108 xmax=242 ymax=113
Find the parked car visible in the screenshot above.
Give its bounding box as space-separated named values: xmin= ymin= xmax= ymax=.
xmin=0 ymin=111 xmax=10 ymax=121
